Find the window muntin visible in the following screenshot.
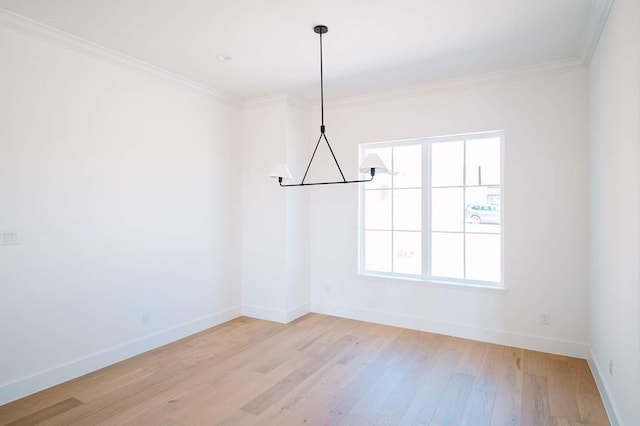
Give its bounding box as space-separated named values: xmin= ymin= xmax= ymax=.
xmin=359 ymin=132 xmax=503 ymax=288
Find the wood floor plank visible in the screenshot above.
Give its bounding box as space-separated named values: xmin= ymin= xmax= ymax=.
xmin=169 ymin=370 xmax=272 ymax=425
xmin=0 ymin=392 xmax=73 ymax=425
xmin=273 ymin=334 xmax=381 ymax=414
xmin=319 ymin=329 xmax=380 ymax=389
xmin=122 ymin=382 xmax=212 ymax=425
xmin=0 ymin=315 xmax=609 ymax=426
xmin=241 ymin=334 xmax=357 ymax=415
xmin=400 ymin=335 xmax=476 ymax=425
xmin=4 ymin=398 xmax=83 ymax=426
xmin=521 ymin=373 xmax=551 ymax=426
xmin=545 ymin=357 xmax=581 ymax=421
xmin=575 ymin=392 xmax=610 ymax=425
xmin=315 ymin=330 xmax=414 ymax=422
xmin=38 ymin=320 xmax=290 ymax=425
xmin=459 ymin=389 xmax=495 ymax=426
xmin=215 ymin=407 xmax=260 ymax=426
xmin=399 ymin=379 xmax=450 ymax=426
xmin=100 ymin=385 xmax=188 ymax=426
xmin=455 ymin=340 xmax=488 ymax=376
xmin=285 ymin=331 xmax=437 ymax=426
xmin=0 ymin=348 xmax=168 ymax=425
xmin=348 ymin=330 xmax=428 ymax=419
xmin=113 ymin=355 xmax=294 ymax=426
xmin=374 ymin=352 xmax=437 ymax=425
xmin=431 ymin=372 xmax=476 ymax=425
xmin=474 ymin=342 xmax=503 ymax=394
xmin=275 ymin=381 xmax=349 ymax=425
xmin=72 ymin=367 xmax=154 ymax=402
xmin=566 ymin=357 xmax=600 ymax=397
xmin=489 ymin=346 xmax=524 ymax=426
xmin=336 ymin=412 xmax=374 ymax=425
xmin=523 ymin=350 xmax=547 ymax=377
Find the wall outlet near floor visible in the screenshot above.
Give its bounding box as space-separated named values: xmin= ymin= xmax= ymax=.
xmin=0 ymin=230 xmax=20 ymax=245
xmin=609 ymin=358 xmax=614 ymax=376
xmin=540 ymin=312 xmax=550 ymax=325
xmin=142 ymin=312 xmax=151 ymax=325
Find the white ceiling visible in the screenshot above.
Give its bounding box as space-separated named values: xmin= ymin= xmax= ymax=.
xmin=0 ymin=0 xmax=598 ymax=101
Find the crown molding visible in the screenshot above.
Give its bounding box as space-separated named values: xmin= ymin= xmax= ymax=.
xmin=243 ymin=92 xmax=311 ymax=111
xmin=1 ymin=5 xmax=610 ymax=110
xmin=577 ymin=0 xmax=614 ymax=66
xmin=321 ymin=58 xmax=586 ymax=109
xmin=0 ymin=8 xmax=241 ymax=108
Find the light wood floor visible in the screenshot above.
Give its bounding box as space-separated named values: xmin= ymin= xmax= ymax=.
xmin=0 ymin=314 xmax=609 ymax=425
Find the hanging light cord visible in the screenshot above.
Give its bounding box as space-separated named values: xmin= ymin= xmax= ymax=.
xmin=300 ymin=27 xmax=346 ymax=184
xmin=320 ymin=29 xmax=324 ymax=130
xmin=278 ymin=25 xmax=377 ymax=187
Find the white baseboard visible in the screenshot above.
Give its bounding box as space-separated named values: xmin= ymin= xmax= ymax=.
xmin=587 ymin=347 xmax=621 ymax=426
xmin=285 ymin=303 xmax=311 ymax=322
xmin=0 ymin=302 xmax=591 ymax=408
xmin=311 ymin=302 xmax=588 ymax=358
xmin=0 ymin=306 xmax=242 ymax=406
xmin=242 ymin=305 xmax=288 ymax=323
xmin=242 ymin=303 xmax=310 ymax=324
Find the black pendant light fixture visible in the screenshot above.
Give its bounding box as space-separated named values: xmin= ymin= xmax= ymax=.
xmin=270 ymin=25 xmax=387 ymax=187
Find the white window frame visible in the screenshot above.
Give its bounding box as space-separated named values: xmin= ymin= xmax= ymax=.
xmin=358 ymin=130 xmax=505 ymax=289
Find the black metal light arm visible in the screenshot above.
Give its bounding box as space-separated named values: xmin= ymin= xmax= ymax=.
xmin=278 ymin=168 xmax=376 ymax=187
xmin=272 ymin=25 xmax=386 ymax=188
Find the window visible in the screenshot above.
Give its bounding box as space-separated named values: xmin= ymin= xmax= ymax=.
xmin=359 ymin=131 xmax=503 ymax=288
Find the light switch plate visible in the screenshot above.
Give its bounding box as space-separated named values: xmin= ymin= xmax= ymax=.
xmin=1 ymin=230 xmax=21 ymax=245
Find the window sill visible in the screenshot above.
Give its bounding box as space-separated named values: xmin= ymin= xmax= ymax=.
xmin=356 ymin=272 xmax=508 ymax=294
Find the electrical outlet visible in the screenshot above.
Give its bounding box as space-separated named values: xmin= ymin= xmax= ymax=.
xmin=142 ymin=312 xmax=150 ymax=325
xmin=609 ymin=359 xmax=614 ymax=376
xmin=0 ymin=230 xmax=20 ymax=245
xmin=540 ymin=312 xmax=550 ymax=325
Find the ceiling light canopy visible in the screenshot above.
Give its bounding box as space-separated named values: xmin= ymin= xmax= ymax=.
xmin=270 ymin=25 xmax=388 ymax=187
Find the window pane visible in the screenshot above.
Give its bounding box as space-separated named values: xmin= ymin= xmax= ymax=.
xmin=465 ymin=187 xmax=500 ymax=233
xmin=365 ymin=189 xmax=391 ymax=229
xmin=393 ymin=231 xmax=421 ymax=274
xmin=432 ymin=188 xmax=463 ymax=232
xmin=364 ymin=231 xmax=391 ymax=272
xmin=466 ymin=138 xmax=500 ymax=186
xmin=393 ymin=145 xmax=421 ymax=188
xmin=466 ymin=233 xmax=501 ymax=282
xmin=431 ymin=232 xmax=463 ymax=279
xmin=394 ymin=189 xmax=421 ymax=231
xmin=360 ymin=133 xmax=502 ymax=286
xmin=364 ymin=147 xmax=392 ymax=189
xmin=432 ymin=141 xmax=463 ymax=187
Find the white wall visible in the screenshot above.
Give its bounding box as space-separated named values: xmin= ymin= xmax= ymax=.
xmin=308 ymin=70 xmax=590 ymax=357
xmin=588 ymin=0 xmax=640 ymax=424
xmin=242 ymin=100 xmax=289 ymax=319
xmin=285 ymin=103 xmax=311 ymax=314
xmin=241 ymin=97 xmax=311 ymax=322
xmin=0 ymin=25 xmax=243 ymax=404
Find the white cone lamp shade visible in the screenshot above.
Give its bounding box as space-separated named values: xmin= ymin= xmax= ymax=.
xmin=269 ymin=163 xmax=293 ymax=180
xmin=359 ymin=154 xmax=388 ymax=175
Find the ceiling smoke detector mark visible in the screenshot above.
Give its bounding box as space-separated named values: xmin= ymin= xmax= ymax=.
xmin=216 ymin=54 xmax=232 ymax=62
xmin=1 ymin=230 xmax=21 ymax=245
